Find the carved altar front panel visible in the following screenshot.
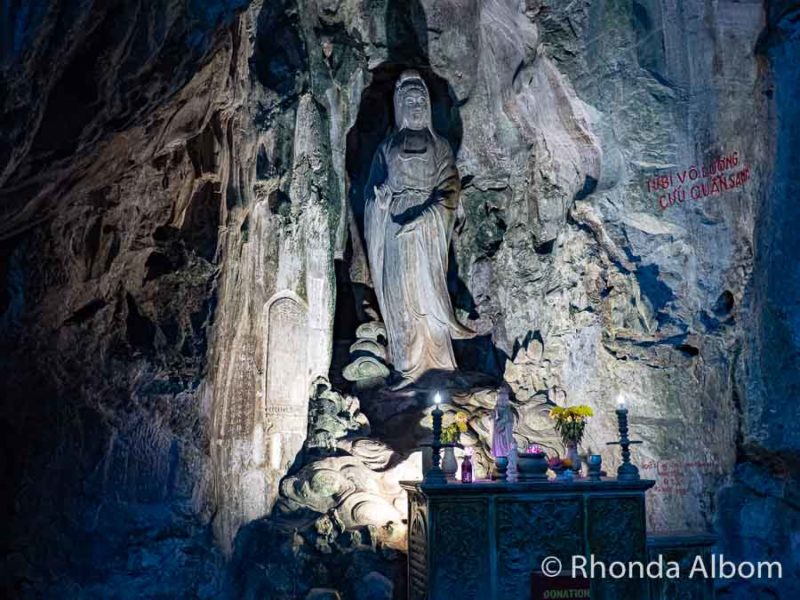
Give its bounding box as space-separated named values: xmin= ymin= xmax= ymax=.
xmin=408 ymin=490 xmax=428 ymax=600
xmin=587 ymin=495 xmax=648 ymax=600
xmin=429 ymin=499 xmax=490 ymax=600
xmin=496 ymin=497 xmax=584 ymax=600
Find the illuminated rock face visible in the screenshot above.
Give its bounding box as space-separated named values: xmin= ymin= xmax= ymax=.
xmin=1 ymin=0 xmax=799 ymax=598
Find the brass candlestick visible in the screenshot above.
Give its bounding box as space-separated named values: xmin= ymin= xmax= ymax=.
xmin=607 ymin=397 xmax=642 ymax=481
xmin=423 ymin=392 xmax=447 ymax=484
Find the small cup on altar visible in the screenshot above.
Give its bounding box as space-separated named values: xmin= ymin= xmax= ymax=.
xmin=494 ymin=456 xmax=509 ymax=481
xmin=587 ymin=454 xmax=603 ymax=481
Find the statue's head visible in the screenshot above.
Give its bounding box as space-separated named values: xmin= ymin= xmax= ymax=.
xmin=498 ymin=383 xmax=511 ymax=407
xmin=394 ymin=70 xmax=432 ymax=132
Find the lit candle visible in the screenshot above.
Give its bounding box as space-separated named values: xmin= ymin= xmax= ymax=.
xmin=609 ymin=392 xmax=641 ymax=481
xmin=426 ymin=391 xmax=447 ymax=484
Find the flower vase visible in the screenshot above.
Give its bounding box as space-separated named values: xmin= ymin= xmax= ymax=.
xmin=566 ymin=441 xmax=581 ymax=474
xmin=442 ymin=446 xmax=458 ymax=480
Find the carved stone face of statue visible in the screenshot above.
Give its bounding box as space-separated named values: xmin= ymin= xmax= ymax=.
xmin=397 ymin=87 xmax=429 ymax=131
xmin=393 ymin=72 xmax=433 ymax=134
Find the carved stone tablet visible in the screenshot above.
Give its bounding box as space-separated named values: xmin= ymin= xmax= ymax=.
xmin=264 ymin=291 xmax=310 ymax=475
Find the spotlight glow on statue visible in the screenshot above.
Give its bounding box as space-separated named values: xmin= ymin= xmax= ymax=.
xmin=364 ymin=70 xmax=474 ymax=387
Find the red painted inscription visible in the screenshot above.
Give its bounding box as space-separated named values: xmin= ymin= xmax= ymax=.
xmin=645 ymin=152 xmax=750 ymax=210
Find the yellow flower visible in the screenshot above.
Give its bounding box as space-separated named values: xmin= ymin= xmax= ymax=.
xmin=455 ymin=412 xmax=468 ymax=424
xmin=549 ymin=405 xmax=593 ymax=422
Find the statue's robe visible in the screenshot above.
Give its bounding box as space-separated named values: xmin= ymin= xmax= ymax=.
xmin=364 ymin=128 xmax=473 ymax=381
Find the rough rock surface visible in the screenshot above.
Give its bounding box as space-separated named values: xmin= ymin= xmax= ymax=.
xmin=1 ymin=0 xmax=799 ymax=598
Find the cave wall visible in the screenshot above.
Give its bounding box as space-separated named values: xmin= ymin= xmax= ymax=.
xmin=1 ymin=0 xmax=799 ymax=598
xmin=0 ymin=1 xmax=248 ymax=596
xmin=714 ymin=2 xmax=800 ymax=599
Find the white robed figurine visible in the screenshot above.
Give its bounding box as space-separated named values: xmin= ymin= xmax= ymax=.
xmin=363 ymin=70 xmax=474 ymax=387
xmin=492 ymin=384 xmax=518 ymax=479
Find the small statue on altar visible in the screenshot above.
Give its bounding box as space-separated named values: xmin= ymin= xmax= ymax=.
xmin=492 ymin=384 xmax=518 ymax=479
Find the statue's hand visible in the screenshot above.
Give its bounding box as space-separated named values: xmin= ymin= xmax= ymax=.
xmin=395 ymin=221 xmax=419 ymax=236
xmin=395 ymin=205 xmax=435 ymax=236
xmin=374 ymin=185 xmax=391 ymax=209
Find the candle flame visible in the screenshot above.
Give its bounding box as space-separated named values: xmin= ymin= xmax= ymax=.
xmin=616 ymin=393 xmax=626 ymax=408
xmin=434 ymin=392 xmax=441 ymax=404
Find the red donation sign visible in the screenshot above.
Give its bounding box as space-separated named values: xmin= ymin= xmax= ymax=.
xmin=531 ymin=573 xmax=591 ymax=599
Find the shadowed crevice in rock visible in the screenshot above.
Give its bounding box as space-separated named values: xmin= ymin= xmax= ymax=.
xmin=253 ymin=0 xmax=308 ymax=95
xmin=182 ymin=180 xmax=222 ymax=262
xmin=385 ymin=0 xmax=429 ymax=66
xmin=64 ymin=298 xmax=107 ymax=325
xmin=712 ymin=7 xmax=800 ymax=599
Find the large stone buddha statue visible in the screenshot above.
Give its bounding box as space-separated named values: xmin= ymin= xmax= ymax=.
xmin=363 ymin=70 xmax=474 ymax=387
